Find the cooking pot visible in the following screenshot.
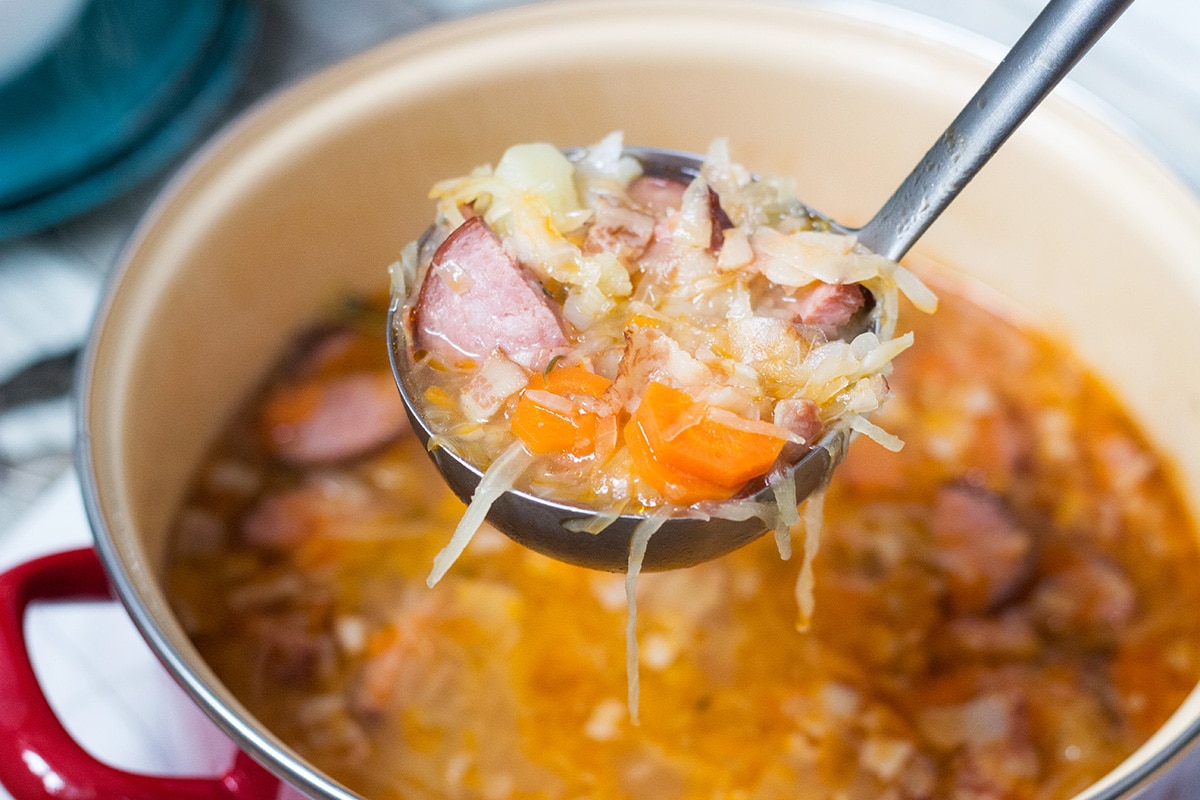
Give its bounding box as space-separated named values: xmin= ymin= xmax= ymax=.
xmin=2 ymin=1 xmax=1200 ymax=797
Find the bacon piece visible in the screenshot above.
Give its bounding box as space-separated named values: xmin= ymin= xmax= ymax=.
xmin=774 ymin=397 xmax=822 ymax=462
xmin=636 ymin=213 xmax=679 ymax=276
xmin=350 ymin=594 xmax=443 ymax=722
xmin=583 ymin=200 xmax=656 ymax=263
xmin=1032 ymin=555 xmax=1136 ymax=645
xmin=628 ymin=175 xmax=687 ymax=214
xmin=411 ymin=217 xmax=566 ymax=370
xmin=931 ymin=484 xmax=1035 ymax=614
xmin=940 ymin=611 xmax=1040 ymax=661
xmin=240 ymin=478 xmax=374 ymax=550
xmin=460 ymin=350 xmax=529 ymax=422
xmin=246 ymin=615 xmax=335 ymax=684
xmin=240 ymin=486 xmax=326 ymax=550
xmin=774 ymin=398 xmax=822 ymax=443
xmin=609 ymin=326 xmax=709 ymax=413
xmin=796 ymin=282 xmax=867 ymax=330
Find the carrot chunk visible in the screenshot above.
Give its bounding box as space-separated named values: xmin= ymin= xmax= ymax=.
xmin=625 ymin=415 xmax=732 ymax=504
xmin=541 ymin=364 xmax=613 ymax=397
xmin=626 ymin=382 xmax=787 ymax=502
xmin=511 ymin=365 xmax=612 ymax=456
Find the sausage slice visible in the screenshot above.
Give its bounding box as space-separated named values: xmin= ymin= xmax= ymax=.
xmin=411 ymin=217 xmax=567 ymax=370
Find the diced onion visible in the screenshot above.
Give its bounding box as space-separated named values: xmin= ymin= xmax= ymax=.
xmin=522 ymin=389 xmax=578 ymax=415
xmin=917 ymin=694 xmax=1012 ymax=750
xmin=674 ymin=179 xmax=714 ymax=249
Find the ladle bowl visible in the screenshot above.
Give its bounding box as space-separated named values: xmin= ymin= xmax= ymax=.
xmin=387 ymin=144 xmax=853 ymax=573
xmin=389 ymin=210 xmax=847 ymax=572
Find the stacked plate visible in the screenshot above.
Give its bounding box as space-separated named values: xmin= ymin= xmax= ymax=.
xmin=0 ymin=0 xmax=258 ymax=240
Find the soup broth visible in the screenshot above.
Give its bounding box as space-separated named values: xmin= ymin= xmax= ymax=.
xmin=166 ymin=278 xmax=1200 ymax=800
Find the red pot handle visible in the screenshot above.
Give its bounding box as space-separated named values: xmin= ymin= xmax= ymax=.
xmin=0 ymin=548 xmax=282 ymax=800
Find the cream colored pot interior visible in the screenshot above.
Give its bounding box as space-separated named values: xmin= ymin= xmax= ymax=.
xmin=80 ymin=1 xmax=1200 ymax=798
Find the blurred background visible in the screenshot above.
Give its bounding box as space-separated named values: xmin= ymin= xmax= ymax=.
xmin=0 ymin=0 xmax=1198 ymax=531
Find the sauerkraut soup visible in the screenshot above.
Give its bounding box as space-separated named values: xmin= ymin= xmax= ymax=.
xmin=166 ymin=273 xmax=1200 ymax=799
xmin=390 ymin=135 xmax=938 ymax=586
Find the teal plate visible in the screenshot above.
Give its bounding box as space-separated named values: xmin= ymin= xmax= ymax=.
xmin=0 ymin=0 xmax=258 ymax=240
xmin=0 ymin=0 xmax=230 ymax=206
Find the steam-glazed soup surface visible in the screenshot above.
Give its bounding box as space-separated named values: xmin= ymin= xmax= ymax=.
xmin=166 ymin=270 xmax=1200 ymax=799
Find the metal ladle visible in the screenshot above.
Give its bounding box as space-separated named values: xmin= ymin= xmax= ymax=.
xmin=388 ymin=0 xmax=1132 ymax=572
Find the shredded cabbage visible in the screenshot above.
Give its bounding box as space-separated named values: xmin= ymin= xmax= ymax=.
xmin=625 ymin=510 xmax=670 ymax=725
xmin=769 ymin=470 xmax=801 ymax=561
xmin=795 ymin=488 xmax=827 ymax=632
xmin=426 ymin=442 xmax=535 ymax=587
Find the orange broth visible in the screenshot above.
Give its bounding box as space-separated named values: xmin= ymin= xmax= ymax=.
xmin=166 ymin=281 xmax=1200 ymax=800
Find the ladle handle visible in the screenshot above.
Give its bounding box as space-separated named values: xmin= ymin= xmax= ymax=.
xmin=855 ymin=0 xmax=1135 ymax=261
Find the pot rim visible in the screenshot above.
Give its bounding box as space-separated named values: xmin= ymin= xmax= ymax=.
xmin=74 ymin=2 xmax=1200 ymax=798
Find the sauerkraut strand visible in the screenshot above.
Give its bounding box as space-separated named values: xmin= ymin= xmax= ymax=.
xmin=427 ymin=442 xmax=536 ymax=587
xmin=563 ymin=509 xmax=623 ymax=534
xmin=625 ymin=510 xmax=671 ymax=724
xmin=769 ymin=471 xmax=801 ymax=561
xmin=795 ymin=489 xmax=827 ymax=632
xmin=849 ymin=414 xmax=905 ymax=452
